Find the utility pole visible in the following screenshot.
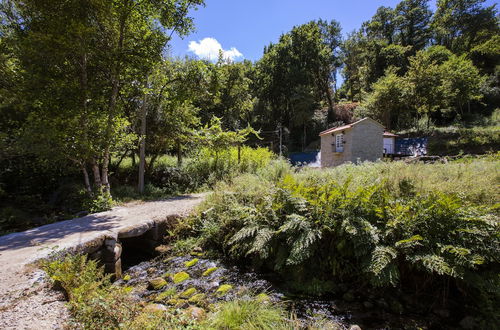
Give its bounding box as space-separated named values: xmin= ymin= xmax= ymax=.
xmin=278 ymin=123 xmax=282 ymax=157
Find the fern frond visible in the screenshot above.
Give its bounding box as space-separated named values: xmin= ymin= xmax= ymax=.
xmin=279 ymin=214 xmax=308 ymax=233
xmin=286 ymin=229 xmax=322 ymax=265
xmin=395 ymin=235 xmax=424 ymax=249
xmin=413 ymin=254 xmax=457 ymax=277
xmin=247 ymin=228 xmax=275 ymax=259
xmin=368 ymin=246 xmax=399 ymax=287
xmin=228 ymin=225 xmax=260 ymax=246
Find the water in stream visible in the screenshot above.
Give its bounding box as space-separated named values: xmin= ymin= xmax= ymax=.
xmin=116 ymin=253 xmax=441 ymax=329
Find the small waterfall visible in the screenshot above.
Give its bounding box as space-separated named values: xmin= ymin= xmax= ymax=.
xmin=309 ymin=152 xmax=321 ymax=168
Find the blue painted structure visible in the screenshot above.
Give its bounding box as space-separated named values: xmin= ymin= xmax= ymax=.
xmin=289 ymin=151 xmax=319 ymax=165
xmin=395 ymin=138 xmax=428 ymax=156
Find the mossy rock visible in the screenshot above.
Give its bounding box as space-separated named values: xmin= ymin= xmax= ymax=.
xmin=184 ymin=258 xmax=199 ymax=268
xmin=188 ymin=293 xmax=206 ymax=304
xmin=256 ymin=293 xmax=271 ymax=303
xmin=202 ymin=267 xmax=217 ymax=277
xmin=123 ymin=286 xmax=134 ymax=294
xmin=179 ymin=287 xmax=197 ymax=298
xmin=123 ymin=274 xmax=131 ymax=281
xmin=167 ymin=298 xmax=188 ymax=308
xmin=172 ymin=271 xmax=190 ymax=284
xmin=216 ymin=284 xmax=233 ymax=296
xmin=148 ymin=277 xmax=167 ymax=290
xmin=154 ymin=287 xmax=177 ymax=302
xmin=163 ymin=257 xmax=175 ymax=263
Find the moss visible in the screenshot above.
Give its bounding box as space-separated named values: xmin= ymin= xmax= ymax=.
xmin=148 ymin=277 xmax=167 ymax=290
xmin=184 ymin=258 xmax=199 ymax=268
xmin=162 ymin=273 xmax=172 ymax=279
xmin=256 ymin=293 xmax=271 ymax=303
xmin=172 ymin=271 xmax=190 ymax=284
xmin=154 ymin=287 xmax=177 ymax=302
xmin=188 ymin=293 xmax=206 ymax=304
xmin=202 ymin=267 xmax=218 ymax=277
xmin=179 ymin=287 xmax=197 ymax=298
xmin=123 ymin=274 xmax=131 ymax=281
xmin=163 ymin=257 xmax=175 ymax=263
xmin=123 ymin=286 xmax=134 ymax=294
xmin=216 ymin=284 xmax=233 ymax=296
xmin=190 ymin=251 xmax=204 ymax=257
xmin=167 ymin=298 xmax=188 ymax=308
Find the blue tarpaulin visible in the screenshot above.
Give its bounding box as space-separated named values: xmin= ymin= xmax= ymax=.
xmin=289 ymin=152 xmax=319 ymax=165
xmin=395 ymin=138 xmax=428 ymax=156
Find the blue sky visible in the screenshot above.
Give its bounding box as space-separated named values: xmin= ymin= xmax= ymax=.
xmin=169 ymin=0 xmax=497 ymax=62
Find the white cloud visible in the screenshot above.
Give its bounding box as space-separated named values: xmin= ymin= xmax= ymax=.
xmin=188 ymin=37 xmax=243 ymax=62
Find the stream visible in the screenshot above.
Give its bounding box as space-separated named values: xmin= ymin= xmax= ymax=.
xmin=115 ymin=252 xmax=446 ymax=329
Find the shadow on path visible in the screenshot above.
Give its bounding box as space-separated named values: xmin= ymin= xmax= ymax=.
xmin=0 ymin=214 xmax=118 ymax=252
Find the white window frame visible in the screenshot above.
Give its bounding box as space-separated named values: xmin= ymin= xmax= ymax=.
xmin=335 ymin=133 xmax=344 ymax=152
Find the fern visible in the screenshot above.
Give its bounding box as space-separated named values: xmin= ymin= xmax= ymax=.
xmin=247 ymin=227 xmax=275 ymax=259
xmin=228 ymin=224 xmax=260 ymax=246
xmin=413 ymin=254 xmax=457 ymax=277
xmin=368 ymin=246 xmax=399 ymax=286
xmin=286 ymin=228 xmax=322 ymax=266
xmin=395 ymin=235 xmax=424 ymax=249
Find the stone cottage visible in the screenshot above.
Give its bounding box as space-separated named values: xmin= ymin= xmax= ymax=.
xmin=319 ymin=117 xmax=385 ymax=167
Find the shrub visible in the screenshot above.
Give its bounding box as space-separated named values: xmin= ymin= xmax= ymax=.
xmin=41 ymin=254 xmax=140 ymax=329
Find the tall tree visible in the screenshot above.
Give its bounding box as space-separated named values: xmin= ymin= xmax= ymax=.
xmin=394 ymin=0 xmax=432 ymax=51
xmin=432 ymin=0 xmax=499 ymax=53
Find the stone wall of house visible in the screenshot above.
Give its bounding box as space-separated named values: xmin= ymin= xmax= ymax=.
xmin=320 ymin=133 xmax=335 ymax=167
xmin=320 ymin=129 xmax=353 ymax=167
xmin=349 ymin=119 xmax=383 ymax=163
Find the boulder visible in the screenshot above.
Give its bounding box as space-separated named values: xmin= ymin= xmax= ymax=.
xmin=143 ymin=304 xmax=168 ymax=313
xmin=185 ymin=306 xmax=206 ymax=321
xmin=148 ymin=277 xmax=167 ymax=290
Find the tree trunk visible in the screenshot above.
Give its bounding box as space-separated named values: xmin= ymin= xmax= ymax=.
xmin=101 ymin=9 xmax=128 ymax=195
xmin=91 ymin=160 xmax=102 ymax=190
xmin=237 ymin=144 xmax=241 ymax=164
xmin=138 ymin=87 xmax=148 ymax=194
xmin=177 ymin=140 xmax=182 ymax=167
xmin=82 ymin=164 xmax=92 ymax=194
xmin=146 ymin=153 xmax=158 ymax=177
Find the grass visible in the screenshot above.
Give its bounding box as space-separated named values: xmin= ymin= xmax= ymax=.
xmin=206 ymin=300 xmax=289 ymax=330
xmin=294 ymin=155 xmax=499 ymax=206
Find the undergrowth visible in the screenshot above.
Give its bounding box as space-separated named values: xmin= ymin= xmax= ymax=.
xmin=41 ymin=253 xmax=320 ymax=329
xmin=187 ymin=157 xmax=500 ymax=325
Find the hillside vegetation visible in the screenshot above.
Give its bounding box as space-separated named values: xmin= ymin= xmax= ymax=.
xmin=184 ymin=157 xmax=499 ymax=326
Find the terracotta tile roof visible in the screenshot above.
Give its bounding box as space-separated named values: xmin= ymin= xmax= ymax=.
xmin=319 ymin=123 xmax=353 ymax=136
xmin=319 ymin=118 xmax=368 ymax=136
xmin=383 ymin=131 xmax=398 ymax=137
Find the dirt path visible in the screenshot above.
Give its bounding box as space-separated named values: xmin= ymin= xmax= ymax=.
xmin=0 ymin=193 xmax=206 ymax=329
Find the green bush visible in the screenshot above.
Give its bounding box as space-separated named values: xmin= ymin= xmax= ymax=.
xmin=41 ymin=254 xmax=140 ymax=329
xmin=113 ymin=146 xmax=276 ymax=202
xmin=193 ymin=159 xmax=500 ymax=323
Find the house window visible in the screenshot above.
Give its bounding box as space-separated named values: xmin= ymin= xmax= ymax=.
xmin=335 ymin=134 xmax=344 ymax=152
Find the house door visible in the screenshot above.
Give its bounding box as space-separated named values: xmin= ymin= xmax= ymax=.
xmin=383 ymin=138 xmax=394 ymax=154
